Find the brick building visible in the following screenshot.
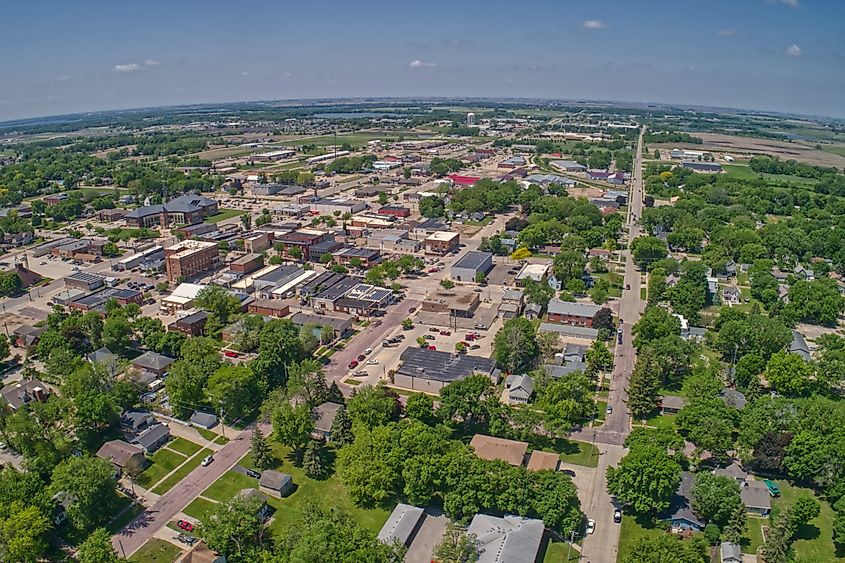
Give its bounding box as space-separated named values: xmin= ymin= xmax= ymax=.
xmin=164 ymin=240 xmax=221 ymax=283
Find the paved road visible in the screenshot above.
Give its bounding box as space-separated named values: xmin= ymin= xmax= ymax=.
xmin=111 ymin=424 xmax=263 ymax=558
xmin=576 ymin=128 xmax=646 ymax=563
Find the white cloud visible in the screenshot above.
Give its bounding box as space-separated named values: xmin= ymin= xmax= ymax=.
xmin=785 ymin=44 xmax=802 ymax=57
xmin=717 ymin=29 xmax=735 ymax=37
xmin=114 ymin=63 xmax=143 ymax=72
xmin=242 ymin=71 xmax=249 ymax=76
xmin=143 ymin=59 xmax=160 ymax=67
xmin=55 ymin=75 xmax=72 ymax=81
xmin=409 ymin=59 xmax=436 ymax=68
xmin=582 ymin=20 xmax=607 ymax=29
xmin=770 ymin=0 xmax=799 ymax=7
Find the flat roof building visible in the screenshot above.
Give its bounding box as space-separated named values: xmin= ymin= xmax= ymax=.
xmin=164 ymin=240 xmax=221 ymax=283
xmin=451 ymin=251 xmax=493 ymax=282
xmin=394 ymin=347 xmax=498 ymax=394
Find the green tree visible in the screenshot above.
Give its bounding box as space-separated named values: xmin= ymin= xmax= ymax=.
xmin=337 ymin=425 xmax=401 ymax=506
xmin=691 ymin=473 xmax=743 ymax=528
xmin=631 ymin=236 xmax=668 ymax=267
xmin=205 ymin=364 xmax=263 ymax=422
xmin=271 ymin=402 xmax=313 ymax=464
xmin=0 ymin=502 xmax=51 ymax=563
xmin=433 ymin=522 xmax=478 ymax=563
xmin=676 ymin=399 xmax=737 ymax=462
xmin=626 ymin=348 xmax=662 ymax=418
xmin=330 ymin=406 xmax=354 ymax=446
xmin=346 ymin=385 xmax=400 ymax=429
xmin=438 ymin=375 xmax=497 ymax=430
xmin=250 ymin=427 xmax=274 ymax=471
xmin=585 ymin=340 xmax=613 ymax=374
xmin=764 ymin=352 xmax=813 ymax=396
xmin=552 ymin=250 xmax=586 ymax=286
xmin=77 ymin=528 xmax=119 ymax=563
xmin=633 ymin=307 xmax=680 ymax=350
xmin=48 ymin=456 xmax=117 ymax=534
xmin=440 ymin=279 xmax=455 ymax=289
xmin=199 ymin=493 xmax=271 ymax=562
xmin=536 ymin=372 xmax=597 ymax=436
xmin=607 ymin=445 xmax=681 ymax=515
xmin=493 ymin=317 xmax=538 ymax=373
xmin=405 ymin=393 xmax=436 ymax=425
xmin=0 ymin=271 xmax=23 ymax=297
xmin=522 ymin=278 xmax=554 ymax=308
xmin=302 ymin=440 xmax=329 ymax=479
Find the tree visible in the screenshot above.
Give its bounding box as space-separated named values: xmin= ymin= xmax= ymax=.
xmin=585 ymin=340 xmax=613 ymax=374
xmin=0 ymin=271 xmax=23 ymax=297
xmin=419 ymin=195 xmax=445 ymax=218
xmin=692 ymin=473 xmax=743 ymax=528
xmin=271 ymin=402 xmax=313 ymax=464
xmin=440 ymin=279 xmax=455 ymax=289
xmin=622 ymin=534 xmax=708 ymax=563
xmin=522 ymin=278 xmax=554 ymax=308
xmin=722 ymin=502 xmax=748 ymax=544
xmin=607 ymin=445 xmax=681 ymax=515
xmin=432 ymin=522 xmax=478 ymax=563
xmin=0 ymin=502 xmax=51 ymax=563
xmin=48 ymin=456 xmax=117 ymax=533
xmin=632 ymin=306 xmax=680 ymax=350
xmin=592 ymin=307 xmax=615 ymax=333
xmin=302 ymin=440 xmax=329 ymax=479
xmin=764 ymin=352 xmax=813 ymax=396
xmin=330 ymin=406 xmax=354 ymax=446
xmin=676 ymin=399 xmax=737 ymax=461
xmin=77 ymin=528 xmax=119 ymax=563
xmin=790 ymin=495 xmax=820 ymax=532
xmin=337 ymin=424 xmax=401 ymax=506
xmin=667 ymin=261 xmax=708 ymax=322
xmin=401 ymin=318 xmax=413 ymax=330
xmin=734 ymin=353 xmax=765 ymax=389
xmin=250 ymin=427 xmax=274 ymax=471
xmin=552 ymin=250 xmax=586 ymax=286
xmin=626 ymin=349 xmax=662 ymax=418
xmin=101 ymin=314 xmax=132 ymax=356
xmin=346 ymin=385 xmax=400 ymax=429
xmin=200 ymin=493 xmax=271 ymax=562
xmin=511 ymin=247 xmax=532 ymax=261
xmin=493 ymin=317 xmax=538 ymax=373
xmin=631 ymin=236 xmax=667 ymax=267
xmin=405 ymin=393 xmax=436 ymax=425
xmin=536 ymin=372 xmax=597 ymax=436
xmin=206 ymin=365 xmax=263 ymax=422
xmin=438 ymin=375 xmax=497 ymax=429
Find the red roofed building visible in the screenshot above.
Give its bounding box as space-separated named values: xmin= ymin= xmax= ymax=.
xmin=448 ymin=174 xmax=481 ymax=186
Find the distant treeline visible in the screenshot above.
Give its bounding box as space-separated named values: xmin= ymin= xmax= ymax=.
xmin=750 ymin=155 xmax=841 ymax=178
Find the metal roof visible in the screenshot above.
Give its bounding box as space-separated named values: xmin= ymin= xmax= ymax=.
xmin=547 ymin=299 xmax=602 ymax=318
xmin=452 ymin=251 xmax=493 ymax=271
xmin=377 ymin=503 xmax=425 ymax=546
xmin=397 ymin=347 xmax=496 ymax=383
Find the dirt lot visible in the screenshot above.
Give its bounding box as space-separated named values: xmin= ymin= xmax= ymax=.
xmin=567 ymin=186 xmax=606 ymax=199
xmin=651 ymin=132 xmax=845 ymax=169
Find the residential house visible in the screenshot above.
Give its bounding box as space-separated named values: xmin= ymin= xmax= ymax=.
xmin=719 ymin=388 xmax=747 ymax=410
xmin=741 ymin=480 xmax=772 ymax=516
xmin=722 ymin=285 xmax=741 ymax=305
xmin=190 ymin=411 xmax=218 ymax=430
xmin=660 ymin=395 xmax=686 ymax=414
xmin=470 ymin=435 xmax=528 ymax=467
xmin=664 ymin=472 xmax=704 ymax=531
xmin=236 ymin=488 xmax=273 ymax=520
xmin=789 ymin=330 xmax=811 ymax=361
xmin=720 ymin=542 xmax=743 ymax=563
xmin=546 ymin=299 xmax=601 ymax=327
xmin=259 ymin=470 xmax=294 ymax=498
xmin=0 ymin=380 xmax=50 ymax=411
xmin=121 ymin=410 xmax=155 ymax=433
xmin=96 ymin=440 xmax=146 ymax=475
xmin=467 ymin=514 xmax=545 ymax=563
xmin=377 ymin=504 xmax=425 ymax=547
xmin=12 ymin=325 xmax=47 ymax=348
xmin=504 ymin=374 xmax=534 ymax=404
xmin=131 ymin=351 xmax=175 ymax=377
xmin=526 ymin=450 xmax=559 ymax=472
xmin=131 ymin=423 xmax=170 ymax=454
xmin=312 ymin=402 xmax=342 ymax=441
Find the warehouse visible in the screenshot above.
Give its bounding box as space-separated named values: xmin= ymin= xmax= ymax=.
xmin=309 ymin=198 xmax=367 ymax=215
xmin=394 ymin=347 xmax=499 ymax=394
xmin=450 ymin=251 xmax=493 ymax=282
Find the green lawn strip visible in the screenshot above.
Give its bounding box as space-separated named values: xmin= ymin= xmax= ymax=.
xmin=128 ymin=538 xmax=183 ymax=563
xmin=195 ymin=427 xmax=220 ymax=442
xmin=595 ymin=401 xmax=607 ymax=422
xmin=617 ymin=515 xmax=667 ymax=561
xmin=770 ymin=480 xmax=845 ymax=562
xmin=240 ymin=443 xmax=390 ymax=536
xmin=150 ymin=448 xmax=214 ymax=495
xmin=201 ymin=470 xmax=258 ymax=503
xmin=526 ymin=435 xmax=599 ymax=468
xmin=136 ymin=448 xmax=188 ymax=489
xmin=744 ymin=515 xmax=767 ymax=554
xmin=167 ymin=437 xmax=202 ymax=457
xmin=722 ymin=164 xmax=759 ymax=180
xmin=541 ymin=539 xmax=580 ymax=562
xmin=106 ymin=496 xmax=143 ymax=533
xmin=644 ymin=411 xmax=677 ymax=431
xmin=182 ymin=497 xmax=220 ymax=521
xmin=213 ymin=435 xmax=230 ymax=445
xmin=204 ymin=208 xmax=245 ymax=223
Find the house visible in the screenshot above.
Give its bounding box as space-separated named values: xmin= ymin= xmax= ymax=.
xmin=793 ymin=264 xmax=815 ymax=281
xmin=121 ymin=410 xmax=155 ymax=433
xmin=176 ymin=541 xmax=226 ymax=563
xmin=467 ymin=514 xmax=545 ymax=563
xmin=131 ymin=423 xmax=170 ymax=454
xmin=451 ymin=251 xmax=493 ymax=282
xmin=524 ymin=303 xmax=544 ymax=320
xmin=741 ymin=480 xmax=772 ymax=516
xmin=312 ymin=402 xmax=342 ymax=440
xmin=514 ymin=263 xmax=549 ymax=286
xmin=789 ymin=330 xmax=811 ymax=361
xmin=664 ymin=472 xmax=704 ymax=531
xmin=377 ymin=503 xmax=425 ymax=547
xmin=52 ymin=492 xmax=74 ymax=526
xmin=131 ymin=351 xmax=175 ymax=377
xmin=12 ymin=325 xmax=47 ymax=348
xmin=719 ymin=388 xmax=747 ymax=410
xmin=236 ymin=488 xmax=273 ymax=520
xmin=394 ymin=347 xmax=499 ymax=394
xmin=714 ymin=462 xmax=748 ymax=485
xmin=499 ymin=288 xmax=524 ymax=319
xmin=259 ymin=470 xmax=294 ymax=498
xmin=546 ymin=299 xmax=601 ymax=327
xmin=168 ymin=310 xmax=208 ymax=337
xmin=720 ymin=542 xmax=743 ymax=563
xmin=96 ymin=440 xmax=146 ymax=475
xmin=504 ymin=374 xmax=534 ymax=404
xmin=543 ymin=361 xmax=587 ymax=378
xmin=470 ymin=435 xmax=528 ymax=467
xmin=0 ymin=379 xmax=50 ymax=411
xmin=527 ymin=450 xmax=559 ymax=472
xmin=190 ymin=411 xmax=218 ymax=429
xmin=561 ymin=343 xmax=587 ymax=363
xmin=722 ymin=285 xmax=741 ymax=304
xmin=660 ymin=395 xmax=686 ymax=414
xmin=537 ymin=322 xmax=598 ymax=341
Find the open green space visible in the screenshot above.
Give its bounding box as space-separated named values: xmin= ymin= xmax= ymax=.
xmin=722 ymin=164 xmax=758 ymax=180
xmin=643 ymin=411 xmax=677 ymax=431
xmin=617 ymin=515 xmax=669 ymax=562
xmin=128 ymin=538 xmax=183 ymax=563
xmin=765 ymin=480 xmax=845 ymax=562
xmin=744 ymin=515 xmax=766 ymax=554
xmin=821 ymin=145 xmax=845 ymax=157
xmin=214 ymin=435 xmax=230 ymax=445
xmin=202 ymin=470 xmax=257 ymax=503
xmin=760 ymin=172 xmax=819 ymax=186
xmin=182 ymin=496 xmax=220 ymax=521
xmin=595 ymin=401 xmax=607 ymax=423
xmin=167 ymin=437 xmax=202 ymax=457
xmin=541 ymin=539 xmax=580 ymax=562
xmin=106 ymin=496 xmax=143 ymax=533
xmin=530 ymin=438 xmax=599 ymax=468
xmin=136 ymin=447 xmax=186 ymax=489
xmin=204 ymin=208 xmax=244 ymax=223
xmin=150 ymin=447 xmax=213 ymax=495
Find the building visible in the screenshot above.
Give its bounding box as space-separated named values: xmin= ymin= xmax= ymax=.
xmin=131 ymin=352 xmax=175 ymax=377
xmin=660 ymin=395 xmax=687 ymax=414
xmin=275 ymin=228 xmax=330 ymax=261
xmin=64 ymin=271 xmax=105 ymax=291
xmin=740 ymin=480 xmax=772 ymax=516
xmin=447 ymin=174 xmax=481 ymax=186
xmin=527 ymin=450 xmax=559 ymax=472
xmin=244 ymin=232 xmax=272 ymax=253
xmin=0 ymin=379 xmax=50 ymax=410
xmin=470 ymin=435 xmax=528 ymax=466
xmin=377 ymin=504 xmax=425 ymax=547
xmin=395 ymin=347 xmax=499 ymax=394
xmin=332 ymin=247 xmax=381 ymax=268
xmin=44 ymin=193 xmax=68 ymax=206
xmin=68 ymin=287 xmax=143 ymax=313
xmin=312 ymin=402 xmax=342 ymax=441
xmin=524 ymin=173 xmax=576 ymax=188
xmin=164 ymin=240 xmax=220 ymax=283
xmin=190 ymin=411 xmax=218 ymax=429
xmin=468 ymin=514 xmax=545 ymax=563
xmin=131 ymin=423 xmax=170 ymax=454
xmin=504 ymin=374 xmax=534 ymax=404
xmin=334 ymin=284 xmax=393 ymax=316
xmin=670 ymin=149 xmax=705 ymax=160
xmin=424 ymin=231 xmax=460 ymax=255
xmin=514 ymin=263 xmax=549 ymax=286
xmin=124 ymin=193 xmax=219 ymax=228
xmin=682 ymin=161 xmax=723 ymax=173
xmin=247 ymin=299 xmax=290 ymax=318
xmin=664 ymin=472 xmax=704 ymax=531
xmin=421 ymin=288 xmax=480 ymax=318
xmin=720 ymin=542 xmax=743 ymax=563
xmin=309 ymin=198 xmax=367 ymax=216
xmin=790 ymin=330 xmax=811 ymax=361
xmin=12 ymin=324 xmax=47 ymax=348
xmin=168 ymin=310 xmax=208 ymax=336
xmin=161 ymin=282 xmax=206 ymax=314
xmin=498 ymin=155 xmax=526 ymax=169
xmin=230 ymin=253 xmax=264 ymax=275
xmin=377 ymin=205 xmax=411 ymax=219
xmin=97 ymin=208 xmax=127 ymax=222
xmin=114 ymin=245 xmax=164 ymax=272
xmin=451 ymin=251 xmax=493 ymax=282
xmin=551 ymin=160 xmax=587 ymax=172
xmin=96 ymin=440 xmax=146 ymax=475
xmin=259 ymin=470 xmax=294 ymax=498
xmin=538 ymin=322 xmax=598 ymax=341
xmin=546 ymin=299 xmax=601 ymax=326
xmin=121 ymin=410 xmax=155 ymax=433
xmin=466 ymin=112 xmax=476 ymax=126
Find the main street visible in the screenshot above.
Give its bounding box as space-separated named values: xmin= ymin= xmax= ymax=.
xmin=576 ymin=128 xmax=646 ymax=563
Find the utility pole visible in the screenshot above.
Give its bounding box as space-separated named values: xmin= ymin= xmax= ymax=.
xmin=219 ymin=406 xmax=225 ymax=438
xmin=566 ymin=529 xmax=576 ymax=561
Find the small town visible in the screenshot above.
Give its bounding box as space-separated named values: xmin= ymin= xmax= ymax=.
xmin=1 ymin=2 xmax=844 ymax=563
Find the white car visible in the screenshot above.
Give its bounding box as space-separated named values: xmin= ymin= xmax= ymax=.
xmin=366 ymin=359 xmax=379 ymax=366
xmin=586 ymin=519 xmax=596 ymax=535
xmin=201 ymin=455 xmax=214 ymax=467
xmin=364 ymin=348 xmax=373 ymax=355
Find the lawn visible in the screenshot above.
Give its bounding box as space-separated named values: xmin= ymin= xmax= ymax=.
xmin=214 ymin=435 xmax=230 ymax=445
xmin=106 ymin=496 xmax=143 ymax=533
xmin=136 ymin=448 xmax=187 ymax=489
xmin=167 ymin=437 xmax=202 ymax=457
xmin=202 ymin=470 xmax=258 ymax=503
xmin=541 ymin=539 xmax=580 ymax=562
xmin=760 ymin=172 xmax=819 ymax=186
xmin=203 ymin=208 xmax=244 ymax=223
xmin=150 ymin=448 xmax=213 ymax=495
xmin=182 ymin=496 xmax=220 ymax=521
xmin=744 ymin=515 xmax=767 ymax=554
xmin=723 ymin=164 xmax=759 ymax=180
xmin=644 ymin=412 xmax=677 ymax=431
xmin=530 ymin=438 xmax=600 ymax=468
xmin=770 ymin=480 xmax=845 ymax=562
xmin=128 ymin=538 xmax=183 ymax=563
xmin=240 ymin=443 xmax=391 ymax=535
xmin=617 ymin=515 xmax=666 ymax=561
xmin=195 ymin=427 xmax=221 ymax=442
xmin=595 ymin=401 xmax=607 ymax=423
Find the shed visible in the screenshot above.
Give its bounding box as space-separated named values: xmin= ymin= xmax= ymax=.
xmin=190 ymin=411 xmax=218 ymax=429
xmin=259 ymin=470 xmax=294 ymax=498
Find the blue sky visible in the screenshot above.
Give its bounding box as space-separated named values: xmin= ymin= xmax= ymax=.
xmin=1 ymin=0 xmax=843 ymax=120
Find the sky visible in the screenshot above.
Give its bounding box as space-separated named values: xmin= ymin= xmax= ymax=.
xmin=1 ymin=0 xmax=843 ymax=121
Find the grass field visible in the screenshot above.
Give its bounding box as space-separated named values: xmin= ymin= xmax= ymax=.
xmin=617 ymin=515 xmax=668 ymax=561
xmin=768 ymin=480 xmax=845 ymax=561
xmin=106 ymin=497 xmax=143 ymax=533
xmin=150 ymin=448 xmax=213 ymax=495
xmin=529 ymin=437 xmax=600 ymax=468
xmin=722 ymin=164 xmax=759 ymax=180
xmin=182 ymin=496 xmax=220 ymax=521
xmin=760 ymin=172 xmax=819 ymax=186
xmin=203 ymin=208 xmax=244 ymax=223
xmin=128 ymin=539 xmax=183 ymax=563
xmin=167 ymin=437 xmax=202 ymax=457
xmin=541 ymin=539 xmax=580 ymax=562
xmin=202 ymin=470 xmax=257 ymax=503
xmin=821 ymin=145 xmax=845 ymax=158
xmin=136 ymin=448 xmax=186 ymax=489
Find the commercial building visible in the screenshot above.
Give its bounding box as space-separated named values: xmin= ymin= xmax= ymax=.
xmin=670 ymin=149 xmax=705 ymax=160
xmin=124 ymin=193 xmax=219 ymax=228
xmin=514 ymin=263 xmax=549 ymax=286
xmin=244 ymin=232 xmax=272 ymax=253
xmin=546 ymin=299 xmax=602 ymax=326
xmin=247 ymin=299 xmax=290 ymax=318
xmin=334 ymin=283 xmax=393 ymax=316
xmin=67 ymin=288 xmax=143 ymax=313
xmin=424 ymin=231 xmax=460 ymax=255
xmin=348 ymin=215 xmax=395 ymax=230
xmin=161 ymin=282 xmax=206 ymax=314
xmin=64 ymin=272 xmax=105 ymax=291
xmin=421 ymin=288 xmax=480 ymax=318
xmin=164 ymin=240 xmax=221 ymax=282
xmin=309 ymin=198 xmax=367 ymax=216
xmin=551 ymin=159 xmax=587 ymax=172
xmin=332 ymin=247 xmax=381 ymax=268
xmin=682 ymin=161 xmax=723 ymax=173
xmin=377 ymin=205 xmax=411 ymax=219
xmin=168 ymin=310 xmax=208 ymax=336
xmin=229 ymin=253 xmax=264 ymax=275
xmin=274 ymin=228 xmax=330 ymax=261
xmin=114 ymin=245 xmax=164 ymax=272
xmin=451 ymin=251 xmax=493 ymax=282
xmin=394 ymin=347 xmax=499 ymax=394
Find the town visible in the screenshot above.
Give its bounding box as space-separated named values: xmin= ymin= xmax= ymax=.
xmin=0 ymin=94 xmax=844 ymax=563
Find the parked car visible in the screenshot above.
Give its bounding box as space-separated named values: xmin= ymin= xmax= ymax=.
xmin=246 ymin=469 xmax=261 ymax=479
xmin=614 ymin=509 xmax=622 ymax=523
xmin=561 ymin=469 xmax=576 ymax=477
xmin=364 ymin=348 xmax=372 ymax=355
xmin=470 ymin=344 xmax=481 ymax=350
xmin=423 ymin=335 xmax=435 ymax=340
xmin=223 ymin=351 xmax=239 ymax=358
xmin=348 ymin=360 xmax=359 ymax=369
xmin=586 ymin=519 xmax=596 ymax=535
xmin=357 ymin=354 xmax=366 ymax=362
xmin=439 ymin=330 xmax=451 ymax=336
xmin=366 ymin=360 xmax=379 ymax=366
xmin=201 ymin=455 xmax=214 ymax=467
xmin=606 ymin=405 xmax=613 ymax=414
xmin=427 ymin=345 xmax=436 ymax=351
xmin=177 ymin=520 xmax=194 ymax=532
xmin=429 ymin=327 xmax=440 ymax=332
xmin=763 ymin=479 xmax=781 ymax=497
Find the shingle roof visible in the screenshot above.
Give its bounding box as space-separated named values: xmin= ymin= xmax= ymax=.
xmin=664 ymin=472 xmax=704 ymax=528
xmin=547 ymin=299 xmax=602 ymax=318
xmin=741 ymin=481 xmax=771 ymax=510
xmin=467 ymin=514 xmax=545 ymax=563
xmin=259 ymin=470 xmax=292 ymax=491
xmin=470 ymin=435 xmax=528 ymax=467
xmin=132 ymin=423 xmax=169 ymax=450
xmin=377 ymin=503 xmax=425 ymax=546
xmin=96 ymin=440 xmax=144 ymax=467
xmin=132 ymin=351 xmax=175 ymax=372
xmin=312 ymin=402 xmax=342 ymax=434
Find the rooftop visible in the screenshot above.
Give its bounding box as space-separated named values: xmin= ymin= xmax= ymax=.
xmin=377 ymin=503 xmax=425 ymax=546
xmin=470 ymin=434 xmax=528 ymax=467
xmin=397 ymin=347 xmax=497 ymax=383
xmin=547 ymin=299 xmax=602 ymax=318
xmin=453 ymin=250 xmax=493 ymax=271
xmin=467 ymin=514 xmax=545 ymax=563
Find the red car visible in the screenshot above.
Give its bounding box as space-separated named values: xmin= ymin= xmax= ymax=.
xmin=177 ymin=520 xmax=194 ymax=532
xmin=348 ymin=360 xmax=359 ymax=369
xmin=223 ymin=351 xmax=239 ymax=358
xmin=428 ymin=345 xmax=437 ymax=351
